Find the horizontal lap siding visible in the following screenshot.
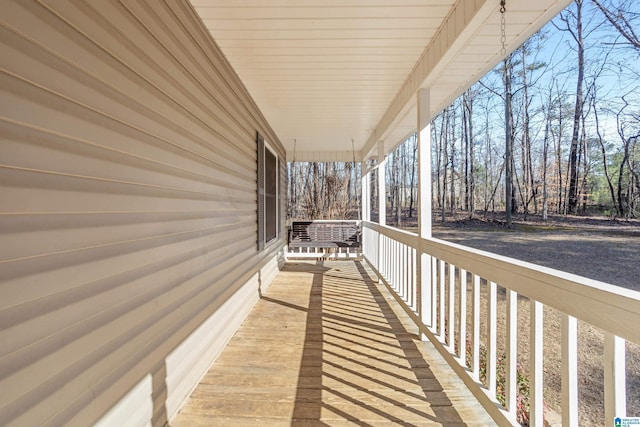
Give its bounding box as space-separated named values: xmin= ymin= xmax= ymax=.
xmin=0 ymin=1 xmax=284 ymax=426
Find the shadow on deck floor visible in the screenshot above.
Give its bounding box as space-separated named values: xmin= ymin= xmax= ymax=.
xmin=171 ymin=261 xmax=493 ymax=426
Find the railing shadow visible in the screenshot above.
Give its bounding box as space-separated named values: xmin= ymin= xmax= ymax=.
xmin=277 ymin=260 xmax=468 ymax=426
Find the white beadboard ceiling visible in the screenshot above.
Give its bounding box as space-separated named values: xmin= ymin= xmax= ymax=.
xmin=190 ymin=0 xmax=571 ymax=161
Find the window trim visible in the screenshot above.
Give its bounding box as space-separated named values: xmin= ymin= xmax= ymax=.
xmin=257 ymin=132 xmax=279 ymax=250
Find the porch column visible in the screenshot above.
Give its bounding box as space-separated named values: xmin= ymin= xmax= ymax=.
xmin=416 ymin=88 xmax=432 ymax=334
xmin=377 ymin=142 xmax=386 ymax=281
xmin=361 ymin=161 xmax=370 ymax=222
xmin=377 ymin=142 xmax=386 ymax=227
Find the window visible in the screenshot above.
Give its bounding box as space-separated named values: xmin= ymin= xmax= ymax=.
xmin=257 ymin=132 xmax=279 ymax=249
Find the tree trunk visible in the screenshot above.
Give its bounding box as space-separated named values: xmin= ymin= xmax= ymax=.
xmin=543 ymin=105 xmax=550 ymax=222
xmin=504 ymin=55 xmax=514 ymax=227
xmin=409 ymin=134 xmax=417 ymax=218
xmin=442 ymin=110 xmax=449 ymax=223
xmin=450 ymin=105 xmax=456 ymax=216
xmin=468 ymin=90 xmax=475 ymax=218
xmin=463 ymin=91 xmax=470 ymax=212
xmin=595 ymin=104 xmax=618 ymax=214
xmin=567 ymin=0 xmax=584 ymax=215
xmin=436 ymin=115 xmax=443 ymax=210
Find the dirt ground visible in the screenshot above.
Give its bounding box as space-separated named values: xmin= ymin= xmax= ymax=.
xmin=430 ymin=213 xmax=640 ymax=426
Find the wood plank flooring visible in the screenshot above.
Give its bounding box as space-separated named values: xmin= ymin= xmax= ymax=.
xmin=171 ymin=261 xmax=494 ymax=426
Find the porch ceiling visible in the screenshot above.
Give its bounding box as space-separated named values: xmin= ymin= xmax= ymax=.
xmin=190 ymin=0 xmax=571 ymax=161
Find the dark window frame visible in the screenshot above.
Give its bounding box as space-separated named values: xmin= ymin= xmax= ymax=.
xmin=257 ymin=132 xmax=279 ymax=250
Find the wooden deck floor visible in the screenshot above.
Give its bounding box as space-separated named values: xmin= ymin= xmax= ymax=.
xmin=172 ymin=261 xmax=494 ymax=426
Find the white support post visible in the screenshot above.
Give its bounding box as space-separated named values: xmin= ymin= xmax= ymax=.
xmin=417 ymin=88 xmax=432 ymax=239
xmin=561 ymin=314 xmax=578 ymax=427
xmin=530 ymin=300 xmax=544 ymax=427
xmin=604 ymin=332 xmax=626 ymax=423
xmin=361 ymin=161 xmax=370 ymax=222
xmin=377 ymin=142 xmax=386 ymax=283
xmin=417 ymin=88 xmax=432 ymax=339
xmin=378 ymin=142 xmax=386 ymax=227
xmin=505 ymin=289 xmax=517 ymax=417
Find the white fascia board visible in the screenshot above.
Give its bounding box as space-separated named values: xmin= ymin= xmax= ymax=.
xmin=362 ymin=0 xmax=492 ymax=159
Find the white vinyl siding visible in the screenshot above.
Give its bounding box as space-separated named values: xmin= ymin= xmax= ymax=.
xmin=0 ymin=1 xmax=284 ymax=426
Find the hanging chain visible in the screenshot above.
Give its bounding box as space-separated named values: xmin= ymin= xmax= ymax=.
xmin=500 ymin=0 xmax=507 ymax=56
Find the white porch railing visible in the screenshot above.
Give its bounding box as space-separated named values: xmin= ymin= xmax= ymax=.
xmin=362 ymin=220 xmax=640 ymax=426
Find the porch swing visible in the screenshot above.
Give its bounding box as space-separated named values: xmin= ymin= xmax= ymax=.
xmin=286 ymin=139 xmax=362 ymax=260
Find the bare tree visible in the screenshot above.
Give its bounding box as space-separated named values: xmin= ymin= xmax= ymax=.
xmin=504 ymin=53 xmax=515 ymax=227
xmin=463 ymin=89 xmax=476 ymax=218
xmin=592 ymin=0 xmax=640 ymax=49
xmin=555 ymin=0 xmax=586 ymax=214
xmin=615 ymin=95 xmax=640 ymax=218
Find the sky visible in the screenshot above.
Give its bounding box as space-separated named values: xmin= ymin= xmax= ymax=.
xmin=470 ymin=0 xmax=640 ymax=150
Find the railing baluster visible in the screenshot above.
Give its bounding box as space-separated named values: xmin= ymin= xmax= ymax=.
xmin=405 ymin=245 xmax=409 ymax=305
xmin=399 ymin=243 xmax=404 ymax=297
xmin=394 ymin=240 xmax=399 ymax=291
xmin=397 ymin=241 xmax=401 ymax=293
xmin=448 ymin=263 xmax=455 ymax=351
xmin=487 ymin=281 xmax=497 ymax=396
xmin=397 ymin=241 xmax=402 ymax=294
xmin=506 ymin=289 xmax=517 ymax=417
xmin=439 ymin=260 xmax=446 ymax=340
xmin=390 ymin=239 xmax=395 ymax=288
xmin=459 ymin=269 xmax=467 ymax=363
xmin=431 ymin=256 xmax=437 ymax=331
xmin=389 ymin=239 xmax=394 ymax=285
xmin=402 ymin=243 xmax=407 ymax=299
xmin=418 ymin=251 xmax=427 ymax=334
xmin=364 ymin=228 xmax=369 ymax=259
xmin=411 ymin=247 xmax=416 ymax=312
xmin=472 ymin=274 xmax=480 ymax=379
xmin=405 ymin=245 xmax=410 ymax=307
xmin=389 ymin=238 xmax=393 ymax=283
xmin=408 ymin=245 xmax=413 ymax=308
xmin=382 ymin=235 xmax=387 ymax=279
xmin=530 ymin=300 xmax=544 ymax=427
xmin=604 ymin=332 xmax=626 ymax=423
xmin=561 ymin=314 xmax=578 ymax=427
xmin=389 ymin=238 xmax=394 ymax=286
xmin=384 ymin=236 xmax=387 ymax=276
xmin=377 ymin=233 xmax=382 ymax=281
xmin=399 ymin=243 xmax=404 ymax=298
xmin=374 ymin=229 xmax=378 ymax=269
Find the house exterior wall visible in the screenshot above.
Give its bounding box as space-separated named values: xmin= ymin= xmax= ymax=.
xmin=0 ymin=1 xmax=285 ymax=426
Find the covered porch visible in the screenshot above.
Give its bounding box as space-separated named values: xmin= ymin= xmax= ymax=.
xmin=2 ymin=1 xmax=639 ymax=426
xmin=173 ymin=220 xmax=640 ymax=426
xmin=173 ymin=260 xmax=493 ymax=426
